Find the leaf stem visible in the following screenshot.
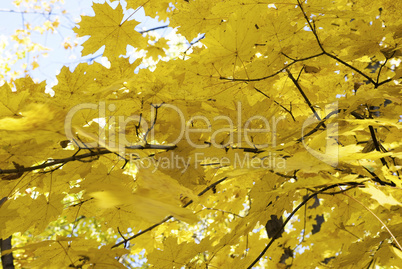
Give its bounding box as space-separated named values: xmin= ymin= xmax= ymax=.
xmin=343 ymin=192 xmax=402 ymax=251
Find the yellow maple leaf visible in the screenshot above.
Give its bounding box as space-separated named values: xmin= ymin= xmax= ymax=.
xmin=147 ymin=237 xmax=199 ymax=268
xmin=73 ymin=3 xmax=146 ymax=59
xmin=71 ymin=244 xmax=129 ymax=268
xmin=201 ymin=11 xmax=259 ymax=71
xmin=361 ymin=182 xmax=402 ymax=209
xmin=146 ymin=37 xmax=168 ymax=61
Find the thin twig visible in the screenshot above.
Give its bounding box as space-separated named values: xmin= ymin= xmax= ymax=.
xmin=297 ymin=109 xmax=340 ymax=142
xmin=144 ymin=103 xmax=163 ymax=144
xmin=368 ymin=125 xmax=388 ymax=167
xmin=254 ymin=86 xmax=296 ymax=121
xmin=184 ymin=34 xmax=205 ymax=56
xmin=139 ymin=25 xmax=169 ymax=34
xmin=296 ymin=0 xmax=378 ymax=86
xmin=122 ymin=0 xmax=151 ymax=24
xmin=0 ymin=8 xmax=54 ymax=15
xmin=219 ymin=52 xmax=324 ymax=82
xmin=286 ymin=69 xmax=324 ymax=124
xmin=343 ymin=192 xmax=402 ymax=250
xmin=376 ymin=55 xmax=392 ymax=85
xmin=111 ymin=177 xmax=228 ymax=248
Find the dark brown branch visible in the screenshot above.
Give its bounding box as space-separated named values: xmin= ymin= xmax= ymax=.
xmin=254 ymin=87 xmax=296 ymax=121
xmin=115 ymin=217 xmax=172 ymax=249
xmin=296 ymin=66 xmax=305 ymax=81
xmin=144 ymin=103 xmax=163 ymax=144
xmin=0 ymin=238 xmax=14 ymax=269
xmin=219 ymin=52 xmax=324 ymax=82
xmin=363 ymin=166 xmax=395 ymax=186
xmin=117 ymin=227 xmax=129 ymax=248
xmin=376 ymin=54 xmax=393 ymax=85
xmin=196 ymin=177 xmax=227 ymax=197
xmin=309 ymin=185 xmax=359 ymax=195
xmin=296 ymin=0 xmax=325 ymax=52
xmin=368 ymin=126 xmax=388 ymax=167
xmin=296 ymin=0 xmax=381 ymax=86
xmin=139 ymin=25 xmax=169 ymax=34
xmin=247 ymin=183 xmax=355 ymax=268
xmin=297 ymin=109 xmax=340 ymax=142
xmin=325 ymin=53 xmax=376 ymax=85
xmin=219 ymin=65 xmax=291 ymax=82
xmin=286 ymin=69 xmax=324 ymax=124
xmin=377 ymin=78 xmax=393 ymax=87
xmin=0 ymin=198 xmax=14 ymax=269
xmin=184 ymin=34 xmax=205 ymax=55
xmin=281 ymin=52 xmax=325 ymax=62
xmin=0 ymin=144 xmax=177 ymax=176
xmin=351 ymin=111 xmax=365 ymax=119
xmin=67 ymin=198 xmax=94 ymax=208
xmin=111 ymin=177 xmax=228 ymax=249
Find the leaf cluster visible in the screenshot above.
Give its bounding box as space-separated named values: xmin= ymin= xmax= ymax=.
xmin=1 ymin=0 xmax=402 ymax=268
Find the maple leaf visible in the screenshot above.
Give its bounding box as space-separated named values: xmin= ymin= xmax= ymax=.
xmin=146 ymin=37 xmax=169 ymax=61
xmin=147 ymin=237 xmax=198 ymax=268
xmin=73 ymin=3 xmax=146 ymax=59
xmin=0 ymin=85 xmax=26 ymax=118
xmin=201 ymin=11 xmax=259 ymax=72
xmin=71 ymin=244 xmax=129 ymax=268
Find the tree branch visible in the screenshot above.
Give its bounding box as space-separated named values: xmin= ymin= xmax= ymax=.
xmin=0 ymin=198 xmax=14 ymax=269
xmin=139 ymin=25 xmax=169 ymax=34
xmin=297 ymin=109 xmax=340 ymax=142
xmin=368 ymin=125 xmax=388 ymax=167
xmin=0 ymin=8 xmax=54 ymax=15
xmin=286 ymin=68 xmax=324 ymax=124
xmin=254 ymin=86 xmax=296 ymax=121
xmin=247 ymin=183 xmax=356 ymax=268
xmin=363 ymin=166 xmax=395 ymax=187
xmin=144 ymin=103 xmax=163 ymax=144
xmin=0 ymin=144 xmax=177 ymax=176
xmin=0 ymin=238 xmax=14 ymax=269
xmin=111 ymin=177 xmax=228 ymax=249
xmin=184 ymin=34 xmax=205 ymax=56
xmin=219 ymin=52 xmax=324 ymax=82
xmin=296 ymin=0 xmax=382 ymax=87
xmin=376 ymin=54 xmax=393 ymax=85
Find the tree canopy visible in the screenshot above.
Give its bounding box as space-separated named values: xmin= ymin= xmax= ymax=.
xmin=1 ymin=0 xmax=402 ymax=268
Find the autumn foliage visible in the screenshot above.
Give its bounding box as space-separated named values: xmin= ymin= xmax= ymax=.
xmin=1 ymin=0 xmax=402 ymax=268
